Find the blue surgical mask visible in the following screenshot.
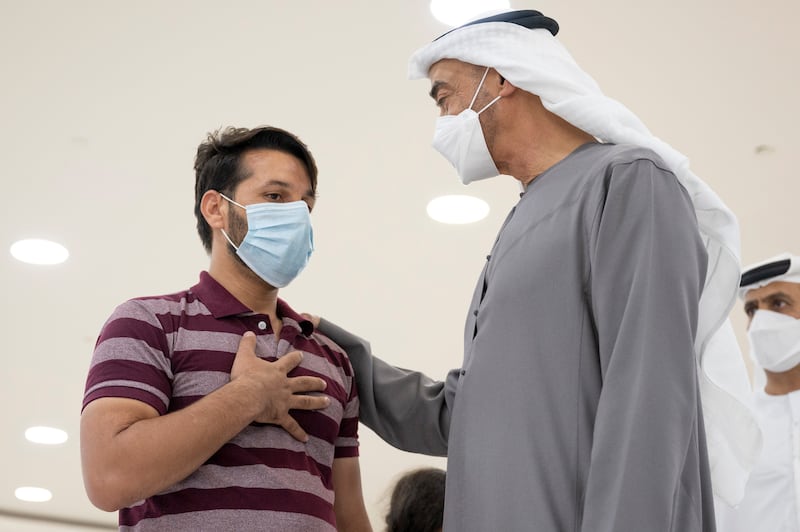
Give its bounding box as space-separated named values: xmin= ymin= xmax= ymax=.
xmin=219 ymin=193 xmax=314 ymax=288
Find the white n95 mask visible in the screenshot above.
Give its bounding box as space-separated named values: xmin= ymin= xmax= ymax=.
xmin=747 ymin=310 xmax=800 ymax=372
xmin=219 ymin=193 xmax=314 ymax=288
xmin=431 ymin=67 xmax=501 ymax=185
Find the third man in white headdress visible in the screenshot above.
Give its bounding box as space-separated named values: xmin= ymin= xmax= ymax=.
xmin=717 ymin=253 xmax=800 ymax=531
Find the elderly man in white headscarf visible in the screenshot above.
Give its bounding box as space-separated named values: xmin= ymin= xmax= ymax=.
xmin=312 ymin=9 xmax=760 ymax=531
xmin=716 ymin=253 xmax=800 ymax=532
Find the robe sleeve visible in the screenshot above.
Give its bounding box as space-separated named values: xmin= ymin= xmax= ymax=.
xmin=317 ymin=318 xmax=455 ymax=456
xmin=581 ymin=158 xmax=711 ymax=530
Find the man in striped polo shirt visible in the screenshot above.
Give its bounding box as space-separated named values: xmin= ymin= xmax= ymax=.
xmin=80 ymin=126 xmax=372 ymax=531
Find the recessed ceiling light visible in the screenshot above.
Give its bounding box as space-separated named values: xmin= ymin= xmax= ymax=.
xmin=427 ymin=195 xmax=490 ymax=224
xmin=25 ymin=426 xmax=68 ymax=445
xmin=15 ymin=486 xmax=52 ymax=503
xmin=429 ymin=0 xmax=510 ymax=27
xmin=10 ymin=238 xmax=69 ymax=265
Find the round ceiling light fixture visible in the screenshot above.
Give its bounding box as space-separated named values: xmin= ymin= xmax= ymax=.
xmin=429 ymin=0 xmax=510 ymax=27
xmin=10 ymin=238 xmax=69 ymax=265
xmin=427 ymin=195 xmax=490 ymax=224
xmin=25 ymin=426 xmax=69 ymax=445
xmin=15 ymin=486 xmax=53 ymax=503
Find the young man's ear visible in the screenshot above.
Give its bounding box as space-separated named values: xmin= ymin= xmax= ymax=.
xmin=201 ymin=190 xmax=227 ymax=229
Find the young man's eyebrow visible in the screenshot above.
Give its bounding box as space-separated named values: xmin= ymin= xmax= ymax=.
xmin=258 ymin=180 xmax=316 ymax=199
xmin=262 ymin=179 xmax=291 ymax=188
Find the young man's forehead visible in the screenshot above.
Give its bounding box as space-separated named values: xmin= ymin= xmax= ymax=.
xmin=237 ymin=151 xmax=313 ymax=194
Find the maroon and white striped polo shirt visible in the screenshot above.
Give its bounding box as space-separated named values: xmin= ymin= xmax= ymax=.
xmin=83 ymin=271 xmax=359 ymax=531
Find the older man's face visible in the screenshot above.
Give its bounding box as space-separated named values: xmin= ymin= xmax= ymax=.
xmin=744 ymin=281 xmax=800 ymax=327
xmin=428 ymin=59 xmax=491 ymax=117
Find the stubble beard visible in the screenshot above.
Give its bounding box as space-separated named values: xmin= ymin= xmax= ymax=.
xmin=226 ymin=207 xmax=263 ymax=285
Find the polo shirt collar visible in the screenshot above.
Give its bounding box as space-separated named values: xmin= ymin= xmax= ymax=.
xmin=191 ymin=271 xmax=314 ymax=336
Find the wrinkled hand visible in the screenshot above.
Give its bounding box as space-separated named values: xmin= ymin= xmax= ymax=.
xmin=231 ymin=332 xmax=328 ymax=442
xmin=301 ymin=313 xmax=321 ymax=329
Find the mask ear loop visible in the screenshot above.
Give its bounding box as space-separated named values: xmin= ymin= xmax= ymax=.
xmin=477 ymin=95 xmax=502 ymax=115
xmin=470 ymin=67 xmax=502 ymax=115
xmin=469 ymin=67 xmax=490 ymax=110
xmin=217 ymin=192 xmax=243 ymax=251
xmin=220 ymin=229 xmax=239 ymax=251
xmin=219 ymin=192 xmax=246 ymax=210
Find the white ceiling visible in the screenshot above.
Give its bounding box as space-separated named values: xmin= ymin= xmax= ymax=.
xmin=2 ymin=0 xmax=798 ymax=529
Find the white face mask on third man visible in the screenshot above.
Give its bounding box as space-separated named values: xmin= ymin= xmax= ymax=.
xmin=747 ymin=310 xmax=800 ymax=373
xmin=431 ymin=66 xmax=501 ymax=185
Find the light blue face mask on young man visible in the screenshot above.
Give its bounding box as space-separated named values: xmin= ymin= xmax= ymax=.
xmin=219 ymin=193 xmax=314 ymax=288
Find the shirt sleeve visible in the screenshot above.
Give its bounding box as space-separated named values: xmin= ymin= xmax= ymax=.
xmin=82 ymin=299 xmax=173 ymax=414
xmin=317 ymin=319 xmax=456 ymax=456
xmin=581 ymin=158 xmax=711 ymax=530
xmin=334 ymin=354 xmax=360 ymax=458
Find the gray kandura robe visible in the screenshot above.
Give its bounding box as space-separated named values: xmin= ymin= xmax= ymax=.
xmin=319 ymin=142 xmax=716 ymax=531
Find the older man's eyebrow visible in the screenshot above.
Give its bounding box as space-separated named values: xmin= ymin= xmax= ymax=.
xmin=429 ymin=81 xmax=447 ymax=101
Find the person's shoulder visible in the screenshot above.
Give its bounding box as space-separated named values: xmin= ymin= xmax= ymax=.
xmin=131 ymin=287 xmax=194 ymax=304
xmin=108 ymin=286 xmax=196 ymax=322
xmin=95 ymin=287 xmax=196 ymax=350
xmin=576 ymin=144 xmax=695 ymax=229
xmin=309 ymin=331 xmax=355 ymax=374
xmin=564 ymin=144 xmax=679 ymax=209
xmin=569 ymin=143 xmax=678 ymax=196
xmin=310 ymin=330 xmax=347 ymax=357
xmin=599 ymin=143 xmax=672 ymax=175
xmin=552 ymin=143 xmax=673 ymax=195
xmin=123 ymin=287 xmax=193 ymax=308
xmin=574 ymin=142 xmax=668 ymax=172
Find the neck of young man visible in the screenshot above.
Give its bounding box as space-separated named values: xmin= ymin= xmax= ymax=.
xmin=208 ymin=256 xmax=282 ymax=331
xmin=764 ymin=364 xmax=800 ymax=395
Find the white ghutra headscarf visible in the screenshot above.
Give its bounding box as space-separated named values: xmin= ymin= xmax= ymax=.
xmin=409 ymin=12 xmax=761 ymax=506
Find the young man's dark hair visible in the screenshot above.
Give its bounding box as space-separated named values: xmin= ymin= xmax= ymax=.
xmin=386 ymin=467 xmax=446 ymax=532
xmin=193 ymin=126 xmax=318 ymax=252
